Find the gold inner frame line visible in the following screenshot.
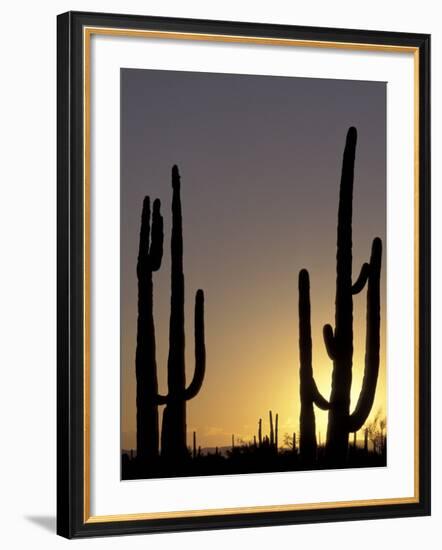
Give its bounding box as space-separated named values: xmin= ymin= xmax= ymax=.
xmin=82 ymin=26 xmax=420 ymax=524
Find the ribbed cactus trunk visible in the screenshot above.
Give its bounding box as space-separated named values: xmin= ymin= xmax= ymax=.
xmin=298 ymin=269 xmax=330 ymax=464
xmin=135 ymin=197 xmax=163 ymax=462
xmin=269 ymin=411 xmax=274 ymax=447
xmin=258 ymin=418 xmax=262 ymax=447
xmin=324 ymin=127 xmax=382 ymax=465
xmin=161 ymin=165 xmax=206 ymax=463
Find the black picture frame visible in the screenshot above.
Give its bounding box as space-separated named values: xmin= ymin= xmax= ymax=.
xmin=57 ymin=10 xmax=431 ymax=539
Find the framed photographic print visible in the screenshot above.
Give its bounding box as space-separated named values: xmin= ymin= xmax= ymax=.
xmin=57 ymin=11 xmax=431 ymax=538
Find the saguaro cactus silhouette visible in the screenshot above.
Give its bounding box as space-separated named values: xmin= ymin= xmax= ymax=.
xmin=323 ymin=127 xmax=382 ymax=464
xmin=269 ymin=411 xmax=274 ymax=447
xmin=298 ymin=269 xmax=330 ymax=463
xmin=161 ymin=165 xmax=206 ymax=462
xmin=275 ymin=413 xmax=279 ymax=451
xmin=135 ymin=196 xmax=164 ymax=462
xmin=297 ymin=127 xmax=382 ymax=466
xmin=193 ymin=431 xmax=197 ymax=459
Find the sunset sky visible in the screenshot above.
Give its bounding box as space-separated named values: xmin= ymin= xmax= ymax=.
xmin=120 ymin=68 xmax=386 ymax=451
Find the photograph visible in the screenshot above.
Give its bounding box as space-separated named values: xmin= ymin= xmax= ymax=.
xmin=120 ymin=68 xmax=387 ymax=480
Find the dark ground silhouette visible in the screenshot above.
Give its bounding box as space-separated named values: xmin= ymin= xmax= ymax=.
xmin=122 ymin=436 xmax=386 ymax=480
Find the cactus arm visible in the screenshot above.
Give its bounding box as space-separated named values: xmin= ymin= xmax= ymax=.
xmin=137 ymin=197 xmax=151 ymax=277
xmin=351 ymin=262 xmax=370 ymax=294
xmin=149 ymin=198 xmax=164 ymax=271
xmin=348 ymin=238 xmax=382 ymax=432
xmin=348 ymin=361 xmax=379 ymax=432
xmin=299 ymin=268 xmax=328 ymax=460
xmin=184 ymin=289 xmax=206 ymax=400
xmin=323 ymin=324 xmax=336 ymax=360
xmin=311 ymin=381 xmax=331 ymax=410
xmin=297 ymin=270 xmax=329 ymax=411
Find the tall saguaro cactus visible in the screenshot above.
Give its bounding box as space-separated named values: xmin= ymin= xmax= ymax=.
xmin=135 ymin=197 xmax=164 ymax=462
xmin=269 ymin=411 xmax=274 ymax=447
xmin=297 ymin=127 xmax=382 ymax=466
xmin=323 ymin=127 xmax=382 ymax=464
xmin=161 ymin=165 xmax=206 ymax=462
xmin=298 ymin=269 xmax=330 ymax=463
